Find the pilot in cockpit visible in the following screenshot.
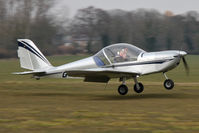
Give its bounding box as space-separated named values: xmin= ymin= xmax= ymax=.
xmin=114 ymin=48 xmax=129 ymax=62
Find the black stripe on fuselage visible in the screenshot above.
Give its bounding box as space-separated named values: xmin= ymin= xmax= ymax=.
xmin=104 ymin=59 xmax=173 ymax=68
xmin=18 ymin=41 xmax=48 ymax=64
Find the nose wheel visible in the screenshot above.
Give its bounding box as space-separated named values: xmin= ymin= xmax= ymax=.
xmin=164 ymin=79 xmax=174 ymax=90
xmin=163 ymin=73 xmax=174 ymax=90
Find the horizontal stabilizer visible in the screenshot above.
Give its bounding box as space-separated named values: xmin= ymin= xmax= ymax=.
xmin=12 ymin=71 xmax=46 ymax=75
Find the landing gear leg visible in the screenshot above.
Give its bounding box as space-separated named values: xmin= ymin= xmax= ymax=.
xmin=163 ymin=73 xmax=174 ymax=90
xmin=118 ymin=77 xmax=128 ymax=95
xmin=133 ymin=77 xmax=144 ymax=93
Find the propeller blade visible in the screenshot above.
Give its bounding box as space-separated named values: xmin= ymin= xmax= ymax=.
xmin=182 ymin=57 xmax=189 ymax=75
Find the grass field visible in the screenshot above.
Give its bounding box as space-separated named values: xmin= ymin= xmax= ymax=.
xmin=0 ymin=55 xmax=199 ymax=133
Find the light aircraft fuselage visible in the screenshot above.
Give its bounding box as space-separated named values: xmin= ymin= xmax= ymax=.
xmin=14 ymin=39 xmax=188 ymax=95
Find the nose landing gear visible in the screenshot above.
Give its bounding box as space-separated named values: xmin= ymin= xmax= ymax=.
xmin=163 ymin=73 xmax=174 ymax=90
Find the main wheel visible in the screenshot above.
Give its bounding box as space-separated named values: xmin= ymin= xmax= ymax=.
xmin=134 ymin=83 xmax=144 ymax=93
xmin=164 ymin=79 xmax=174 ymax=90
xmin=118 ymin=84 xmax=128 ymax=95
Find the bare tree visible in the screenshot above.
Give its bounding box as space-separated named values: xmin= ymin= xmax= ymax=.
xmin=71 ymin=6 xmax=105 ymax=53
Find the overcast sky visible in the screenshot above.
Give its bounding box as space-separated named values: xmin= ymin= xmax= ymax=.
xmin=56 ymin=0 xmax=199 ymax=17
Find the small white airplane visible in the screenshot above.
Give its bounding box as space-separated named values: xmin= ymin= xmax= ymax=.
xmin=14 ymin=39 xmax=189 ymax=95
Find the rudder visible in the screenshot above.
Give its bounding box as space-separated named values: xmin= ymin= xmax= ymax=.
xmin=17 ymin=39 xmax=52 ymax=70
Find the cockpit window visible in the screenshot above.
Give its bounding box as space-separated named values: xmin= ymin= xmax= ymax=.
xmin=104 ymin=43 xmax=145 ymax=63
xmin=94 ymin=43 xmax=145 ymax=66
xmin=93 ymin=50 xmax=110 ymax=66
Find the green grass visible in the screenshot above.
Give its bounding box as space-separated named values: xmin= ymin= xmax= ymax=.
xmin=0 ymin=55 xmax=199 ymax=133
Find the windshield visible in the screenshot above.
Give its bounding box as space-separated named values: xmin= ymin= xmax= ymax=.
xmin=93 ymin=43 xmax=145 ymax=66
xmin=104 ymin=43 xmax=145 ymax=63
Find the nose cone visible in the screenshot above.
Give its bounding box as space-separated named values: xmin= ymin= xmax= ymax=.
xmin=179 ymin=51 xmax=187 ymax=57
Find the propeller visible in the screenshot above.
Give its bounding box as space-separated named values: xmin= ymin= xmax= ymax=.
xmin=182 ymin=56 xmax=189 ymax=75
xmin=178 ymin=51 xmax=189 ymax=75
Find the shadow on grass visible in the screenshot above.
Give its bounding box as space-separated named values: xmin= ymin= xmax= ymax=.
xmin=92 ymin=93 xmax=199 ymax=101
xmin=12 ymin=91 xmax=199 ymax=101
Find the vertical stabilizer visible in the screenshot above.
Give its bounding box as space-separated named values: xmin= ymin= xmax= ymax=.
xmin=17 ymin=39 xmax=52 ymax=70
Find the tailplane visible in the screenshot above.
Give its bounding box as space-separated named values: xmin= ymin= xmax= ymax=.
xmin=17 ymin=39 xmax=52 ymax=70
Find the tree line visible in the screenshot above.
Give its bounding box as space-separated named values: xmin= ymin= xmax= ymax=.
xmin=0 ymin=0 xmax=65 ymax=58
xmin=71 ymin=7 xmax=199 ymax=54
xmin=0 ymin=1 xmax=199 ymax=58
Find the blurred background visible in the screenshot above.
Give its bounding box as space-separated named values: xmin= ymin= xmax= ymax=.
xmin=0 ymin=1 xmax=199 ymax=132
xmin=0 ymin=0 xmax=199 ymax=58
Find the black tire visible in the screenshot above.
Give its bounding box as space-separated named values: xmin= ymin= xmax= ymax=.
xmin=164 ymin=79 xmax=174 ymax=90
xmin=118 ymin=85 xmax=128 ymax=95
xmin=134 ymin=83 xmax=144 ymax=93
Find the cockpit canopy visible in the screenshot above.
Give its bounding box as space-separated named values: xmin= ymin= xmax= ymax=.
xmin=94 ymin=43 xmax=145 ymax=66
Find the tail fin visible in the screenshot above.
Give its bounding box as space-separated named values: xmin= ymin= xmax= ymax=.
xmin=17 ymin=39 xmax=52 ymax=70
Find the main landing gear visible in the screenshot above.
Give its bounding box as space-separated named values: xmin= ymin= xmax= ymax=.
xmin=118 ymin=77 xmax=128 ymax=95
xmin=118 ymin=84 xmax=128 ymax=95
xmin=118 ymin=77 xmax=144 ymax=95
xmin=117 ymin=73 xmax=174 ymax=95
xmin=163 ymin=73 xmax=174 ymax=90
xmin=133 ymin=77 xmax=144 ymax=93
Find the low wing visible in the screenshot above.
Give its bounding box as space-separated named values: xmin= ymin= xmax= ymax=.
xmin=65 ymin=68 xmax=139 ymax=83
xmin=13 ymin=68 xmax=139 ymax=83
